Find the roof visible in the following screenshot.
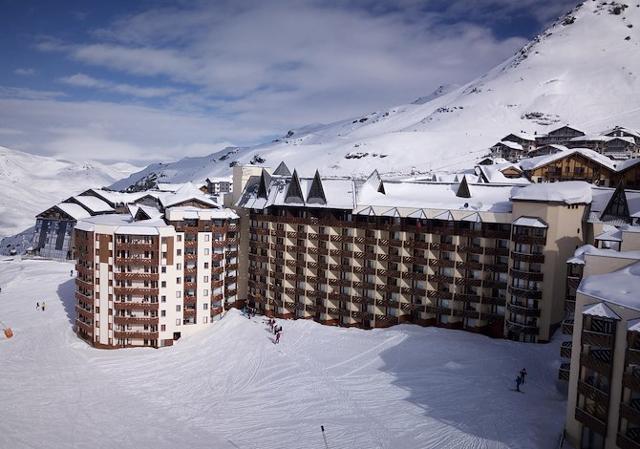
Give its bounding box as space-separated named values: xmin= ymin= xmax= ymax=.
xmin=75 ymin=213 xmax=169 ymax=235
xmin=510 ymin=181 xmax=592 ymax=205
xmin=513 ymin=217 xmax=548 ymax=228
xmin=55 ymin=203 xmax=91 ymax=220
xmin=71 ymin=195 xmax=114 ymax=214
xmin=519 ymin=148 xmax=617 ymax=172
xmin=495 ymin=140 xmax=523 ymax=150
xmin=567 ymin=244 xmax=640 ymax=265
xmin=582 ymin=303 xmax=620 ymax=320
xmin=578 ymin=261 xmax=640 ymax=312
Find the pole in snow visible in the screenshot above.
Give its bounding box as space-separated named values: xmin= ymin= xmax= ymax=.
xmin=321 ymin=425 xmax=328 ymax=449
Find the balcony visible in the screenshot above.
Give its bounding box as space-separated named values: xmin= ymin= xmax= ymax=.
xmin=75 ymin=305 xmax=93 ymax=321
xmin=575 ymin=406 xmax=607 ymax=435
xmin=620 ymin=400 xmax=640 ymax=427
xmin=75 ymin=277 xmax=94 ymax=290
xmin=578 ymin=380 xmax=609 ymax=407
xmin=507 ymin=285 xmax=543 ymax=300
xmin=511 ymin=252 xmax=545 ymax=264
xmin=507 ymin=302 xmax=541 ymax=317
xmin=113 ymin=287 xmax=159 ymax=296
xmin=581 ymin=350 xmax=612 ymax=376
xmin=505 ymin=319 xmax=539 ymax=335
xmin=562 ymin=319 xmax=574 ymax=335
xmin=115 ymin=257 xmax=158 ymax=266
xmin=114 ymin=316 xmax=159 ymax=325
xmin=561 ymin=341 xmax=572 ymax=359
xmin=113 ymin=302 xmax=158 ymax=311
xmin=558 ymin=362 xmax=570 ymax=381
xmin=628 ymin=348 xmax=640 ymax=366
xmin=624 ymin=369 xmax=640 ymax=391
xmin=512 ymin=234 xmax=546 ymax=245
xmin=617 ymin=432 xmax=640 ymax=449
xmin=75 ymin=319 xmax=93 ymax=335
xmin=582 ymin=329 xmax=614 ymax=348
xmin=509 ymin=268 xmax=544 ymax=282
xmin=116 ymin=241 xmax=156 ymax=251
xmin=113 ymin=272 xmax=159 ymax=281
xmin=114 ymin=330 xmax=159 ymax=340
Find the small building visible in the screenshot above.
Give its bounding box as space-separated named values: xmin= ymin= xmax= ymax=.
xmin=490 ymin=140 xmax=526 ymax=162
xmin=520 ymin=148 xmax=617 ymax=186
xmin=527 ymin=144 xmax=567 ymax=158
xmin=535 ymin=125 xmax=586 ymax=147
xmin=603 ymin=125 xmax=640 ymax=143
xmin=500 ymin=132 xmax=536 ymax=152
xmin=205 ymin=177 xmax=232 ymax=194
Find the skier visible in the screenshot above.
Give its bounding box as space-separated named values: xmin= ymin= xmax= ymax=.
xmin=41 ymin=301 xmax=46 ymax=312
xmin=520 ymin=368 xmax=528 ymax=384
xmin=275 ymin=330 xmax=281 ymax=344
xmin=70 ymin=269 xmax=73 ymax=277
xmin=36 ymin=302 xmax=40 ymax=310
xmin=515 ymin=374 xmax=522 ymax=392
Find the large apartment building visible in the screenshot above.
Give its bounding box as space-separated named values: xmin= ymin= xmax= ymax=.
xmin=232 ymin=163 xmax=610 ymax=343
xmin=74 ymin=191 xmax=239 ymax=349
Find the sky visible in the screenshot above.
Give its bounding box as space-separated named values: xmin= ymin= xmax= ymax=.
xmin=0 ymin=0 xmax=579 ymax=165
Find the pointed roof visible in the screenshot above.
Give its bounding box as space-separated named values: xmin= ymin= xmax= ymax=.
xmin=273 ymin=161 xmax=292 ymax=176
xmin=408 ymin=209 xmax=428 ymax=219
xmin=583 ymin=302 xmax=620 ymax=320
xmin=306 ymin=170 xmax=327 ymax=205
xmin=284 ymin=170 xmax=305 ymax=204
xmin=601 ymin=182 xmax=630 ymax=223
xmin=382 ymin=207 xmax=401 ymax=218
xmin=432 ymin=210 xmax=455 ymax=221
xmin=362 ymin=170 xmax=385 ymax=196
xmin=461 ymin=212 xmax=482 ymax=223
xmin=456 ymin=176 xmax=471 ymax=198
xmin=257 ymin=169 xmax=271 ymax=200
xmin=356 ymin=206 xmax=376 ymax=216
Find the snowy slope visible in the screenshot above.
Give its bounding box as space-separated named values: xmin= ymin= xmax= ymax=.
xmin=0 ymin=258 xmax=566 ymax=449
xmin=0 ymin=146 xmax=139 ymax=237
xmin=113 ymin=1 xmax=640 ymax=189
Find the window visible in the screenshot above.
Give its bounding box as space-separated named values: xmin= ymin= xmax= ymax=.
xmin=203 ymin=316 xmax=209 ymax=324
xmin=161 ymin=310 xmax=166 ymax=317
xmin=177 ymin=235 xmax=182 ymax=242
xmin=161 ymin=281 xmax=167 ymax=288
xmin=204 ymin=234 xmax=210 ymax=242
xmin=203 ymin=289 xmax=209 ymax=296
xmin=204 ymin=262 xmax=209 ymax=269
xmin=161 ymin=295 xmax=166 ymax=303
xmin=95 ymin=306 xmax=100 ymax=313
xmin=204 ymin=248 xmax=210 ymax=255
xmin=176 ymin=305 xmax=182 ymax=312
xmin=177 ymin=277 xmax=182 ymax=284
xmin=161 ymin=266 xmax=166 ymax=273
xmin=176 ymin=263 xmax=182 ymax=270
xmin=204 ymin=276 xmax=209 ymax=283
xmin=161 ymin=324 xmax=166 ymax=331
xmin=203 ymin=303 xmax=209 ymax=310
xmin=176 ymin=291 xmax=182 ymax=298
xmin=177 ymin=249 xmax=182 ymax=256
xmin=176 ymin=319 xmax=181 ymax=326
xmin=162 ymin=252 xmax=167 ymax=259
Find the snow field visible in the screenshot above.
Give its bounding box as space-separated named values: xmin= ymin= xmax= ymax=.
xmin=0 ymin=258 xmax=566 ymax=449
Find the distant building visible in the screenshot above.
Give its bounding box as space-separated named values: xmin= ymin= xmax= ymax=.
xmin=205 ymin=177 xmax=232 ymax=195
xmin=535 ymin=125 xmax=586 ymax=146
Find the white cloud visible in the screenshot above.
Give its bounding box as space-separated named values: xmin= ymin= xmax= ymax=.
xmin=60 ymin=73 xmax=179 ymax=98
xmin=13 ymin=0 xmax=575 ymax=162
xmin=14 ymin=68 xmax=36 ymax=76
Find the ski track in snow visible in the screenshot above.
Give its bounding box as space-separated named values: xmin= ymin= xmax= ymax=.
xmin=0 ymin=258 xmax=566 ymax=449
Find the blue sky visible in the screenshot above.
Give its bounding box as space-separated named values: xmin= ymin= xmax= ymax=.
xmin=0 ymin=0 xmax=578 ymax=163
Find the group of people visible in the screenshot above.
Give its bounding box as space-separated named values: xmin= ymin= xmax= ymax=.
xmin=515 ymin=368 xmax=528 ymax=392
xmin=35 ymin=301 xmax=46 ymax=312
xmin=267 ymin=318 xmax=283 ymax=344
xmin=245 ymin=307 xmax=257 ymax=319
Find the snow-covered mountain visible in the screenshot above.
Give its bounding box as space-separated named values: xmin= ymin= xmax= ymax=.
xmin=112 ymin=1 xmax=640 ymax=189
xmin=0 ymin=146 xmax=139 ymax=237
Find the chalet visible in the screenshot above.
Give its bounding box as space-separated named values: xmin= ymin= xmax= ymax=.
xmin=519 ymin=148 xmax=617 ymax=186
xmin=527 ymin=144 xmax=566 ymax=158
xmin=602 ymin=125 xmax=640 ymax=143
xmin=567 ymin=135 xmax=637 ymax=159
xmin=612 ymin=158 xmax=640 ymax=190
xmin=205 ymin=177 xmax=232 ymax=194
xmin=489 ymin=140 xmax=526 ymax=162
xmin=535 ymin=125 xmax=585 ymax=146
xmin=499 ymin=132 xmax=536 ymax=152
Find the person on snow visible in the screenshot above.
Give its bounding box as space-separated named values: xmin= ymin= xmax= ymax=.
xmin=520 ymin=368 xmax=528 ymax=384
xmin=70 ymin=269 xmax=73 ymax=277
xmin=515 ymin=374 xmax=523 ymax=392
xmin=41 ymin=301 xmax=46 ymax=312
xmin=275 ymin=330 xmax=281 ymax=344
xmin=36 ymin=302 xmax=40 ymax=310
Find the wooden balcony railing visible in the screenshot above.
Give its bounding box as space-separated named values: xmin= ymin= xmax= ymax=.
xmin=114 ymin=316 xmax=159 ymax=325
xmin=582 ymin=329 xmax=614 ymax=348
xmin=113 ymin=272 xmax=159 ymax=281
xmin=114 ymin=331 xmax=159 ymax=340
xmin=113 ymin=302 xmax=159 ymax=311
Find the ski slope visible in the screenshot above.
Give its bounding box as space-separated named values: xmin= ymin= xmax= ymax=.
xmin=0 ymin=258 xmax=566 ymax=449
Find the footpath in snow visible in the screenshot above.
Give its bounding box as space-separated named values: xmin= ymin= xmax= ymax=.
xmin=0 ymin=258 xmax=566 ymax=449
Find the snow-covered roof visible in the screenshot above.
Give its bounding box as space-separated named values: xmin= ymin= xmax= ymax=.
xmin=582 ymin=302 xmax=620 ymax=320
xmin=475 ymin=165 xmax=529 ymax=185
xmin=569 ymin=135 xmax=634 ymax=144
xmin=86 ymin=189 xmax=149 ymax=206
xmin=595 ymin=228 xmax=623 ymax=242
xmin=519 ymin=148 xmax=617 ymax=172
xmin=510 ymin=181 xmax=592 ymax=204
xmin=496 ymin=140 xmax=523 ymax=150
xmin=55 ymin=203 xmax=91 ymax=220
xmin=513 ymin=217 xmax=548 ymax=228
xmin=72 ymin=195 xmax=114 ymax=214
xmin=602 ymin=126 xmax=640 ymax=139
xmin=578 ymin=261 xmax=640 ymax=312
xmin=567 ymin=244 xmax=640 ymax=265
xmin=629 ymin=319 xmax=640 ymax=332
xmin=75 ymin=213 xmax=169 ymax=235
xmin=165 ymin=206 xmax=238 ymax=221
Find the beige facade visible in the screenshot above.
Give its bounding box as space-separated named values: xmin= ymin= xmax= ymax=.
xmin=74 ymin=205 xmax=239 ymax=349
